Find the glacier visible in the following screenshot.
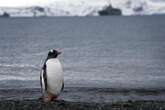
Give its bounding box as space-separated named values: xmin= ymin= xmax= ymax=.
xmin=0 ymin=0 xmax=165 ymax=17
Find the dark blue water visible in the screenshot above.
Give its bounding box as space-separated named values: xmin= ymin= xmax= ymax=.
xmin=0 ymin=16 xmax=165 ymax=89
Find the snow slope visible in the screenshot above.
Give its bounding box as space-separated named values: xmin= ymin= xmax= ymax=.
xmin=0 ymin=0 xmax=165 ymax=17
xmin=111 ymin=0 xmax=165 ymax=15
xmin=0 ymin=0 xmax=108 ymax=17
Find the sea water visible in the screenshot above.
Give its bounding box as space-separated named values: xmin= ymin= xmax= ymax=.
xmin=0 ymin=16 xmax=165 ymax=89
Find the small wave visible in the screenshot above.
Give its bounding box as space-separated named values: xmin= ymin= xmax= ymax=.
xmin=0 ymin=64 xmax=37 ymax=68
xmin=0 ymin=76 xmax=38 ymax=81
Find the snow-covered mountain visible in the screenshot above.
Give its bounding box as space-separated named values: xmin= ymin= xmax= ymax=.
xmin=0 ymin=0 xmax=108 ymax=17
xmin=111 ymin=0 xmax=165 ymax=15
xmin=0 ymin=0 xmax=165 ymax=17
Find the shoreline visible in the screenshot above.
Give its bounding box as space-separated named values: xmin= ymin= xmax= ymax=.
xmin=1 ymin=87 xmax=165 ymax=102
xmin=0 ymin=87 xmax=165 ymax=109
xmin=0 ymin=99 xmax=165 ymax=110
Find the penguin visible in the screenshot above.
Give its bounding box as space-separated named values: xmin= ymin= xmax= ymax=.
xmin=40 ymin=49 xmax=64 ymax=102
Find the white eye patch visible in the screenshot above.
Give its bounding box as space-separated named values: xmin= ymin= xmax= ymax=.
xmin=50 ymin=49 xmax=53 ymax=53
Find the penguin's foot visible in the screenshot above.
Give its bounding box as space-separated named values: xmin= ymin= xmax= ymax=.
xmin=43 ymin=97 xmax=52 ymax=102
xmin=43 ymin=94 xmax=58 ymax=102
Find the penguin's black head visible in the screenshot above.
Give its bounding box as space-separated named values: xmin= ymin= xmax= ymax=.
xmin=47 ymin=49 xmax=61 ymax=59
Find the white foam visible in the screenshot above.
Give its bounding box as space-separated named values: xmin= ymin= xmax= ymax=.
xmin=0 ymin=75 xmax=38 ymax=81
xmin=0 ymin=64 xmax=36 ymax=68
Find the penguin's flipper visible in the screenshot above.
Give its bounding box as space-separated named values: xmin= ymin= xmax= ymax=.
xmin=40 ymin=69 xmax=45 ymax=93
xmin=61 ymin=81 xmax=64 ymax=91
xmin=40 ymin=64 xmax=47 ymax=93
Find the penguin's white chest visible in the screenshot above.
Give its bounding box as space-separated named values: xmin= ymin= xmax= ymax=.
xmin=46 ymin=58 xmax=63 ymax=95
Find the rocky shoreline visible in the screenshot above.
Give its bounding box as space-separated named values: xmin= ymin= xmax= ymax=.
xmin=0 ymin=87 xmax=165 ymax=109
xmin=0 ymin=99 xmax=165 ymax=110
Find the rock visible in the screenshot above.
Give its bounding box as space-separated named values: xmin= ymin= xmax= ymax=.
xmin=30 ymin=6 xmax=46 ymax=17
xmin=0 ymin=12 xmax=10 ymax=17
xmin=99 ymin=5 xmax=122 ymax=16
xmin=0 ymin=100 xmax=108 ymax=110
xmin=0 ymin=100 xmax=165 ymax=110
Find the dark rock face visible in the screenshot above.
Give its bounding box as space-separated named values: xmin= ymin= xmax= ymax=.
xmin=133 ymin=6 xmax=143 ymax=12
xmin=99 ymin=5 xmax=122 ymax=16
xmin=31 ymin=6 xmax=46 ymax=17
xmin=0 ymin=12 xmax=10 ymax=17
xmin=33 ymin=6 xmax=45 ymax=12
